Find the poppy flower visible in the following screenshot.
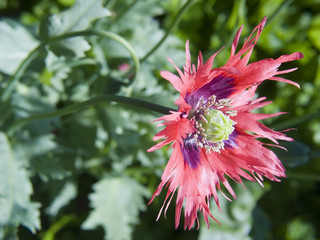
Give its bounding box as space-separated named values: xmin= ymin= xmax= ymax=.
xmin=148 ymin=17 xmax=303 ymax=230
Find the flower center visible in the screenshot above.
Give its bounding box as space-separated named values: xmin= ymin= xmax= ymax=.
xmin=190 ymin=95 xmax=236 ymax=153
xmin=200 ymin=109 xmax=234 ymax=143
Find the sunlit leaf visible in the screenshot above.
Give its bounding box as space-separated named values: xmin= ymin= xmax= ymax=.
xmin=12 ymin=83 xmax=56 ymax=118
xmin=0 ymin=18 xmax=38 ymax=75
xmin=40 ymin=0 xmax=111 ymax=57
xmin=0 ymin=132 xmax=41 ymax=239
xmin=82 ymin=176 xmax=150 ymax=240
xmin=43 ymin=50 xmax=71 ymax=86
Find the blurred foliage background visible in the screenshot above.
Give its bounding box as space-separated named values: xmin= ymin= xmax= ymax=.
xmin=0 ymin=0 xmax=319 ymax=239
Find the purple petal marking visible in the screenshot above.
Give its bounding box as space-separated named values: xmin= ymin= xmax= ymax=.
xmin=224 ymin=130 xmax=238 ymax=149
xmin=181 ymin=135 xmax=201 ymax=169
xmin=185 ymin=74 xmax=234 ymax=108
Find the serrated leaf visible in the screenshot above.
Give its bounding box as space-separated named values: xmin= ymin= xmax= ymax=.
xmin=12 ymin=84 xmax=59 ymax=135
xmin=40 ymin=0 xmax=111 ymax=57
xmin=44 ymin=50 xmax=71 ymax=86
xmin=0 ymin=132 xmax=41 ymax=239
xmin=14 ymin=134 xmax=71 ymax=181
xmin=0 ymin=18 xmax=39 ymax=75
xmin=62 ymin=119 xmax=97 ymax=155
xmin=82 ymin=176 xmax=150 ymax=240
xmin=45 ymin=0 xmax=110 ymax=35
xmin=13 ymin=83 xmax=57 ymax=117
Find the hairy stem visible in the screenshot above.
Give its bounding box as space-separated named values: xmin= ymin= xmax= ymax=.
xmin=8 ymin=95 xmax=175 ymax=135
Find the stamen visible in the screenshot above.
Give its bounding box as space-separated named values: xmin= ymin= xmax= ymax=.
xmin=200 ymin=115 xmax=208 ymax=123
xmin=190 ymin=95 xmax=237 ymax=153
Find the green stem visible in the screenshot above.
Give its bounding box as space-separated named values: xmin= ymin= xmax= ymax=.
xmin=42 ymin=214 xmax=78 ymax=240
xmin=55 ymin=58 xmax=98 ymax=70
xmin=1 ymin=43 xmax=46 ymax=101
xmin=1 ymin=30 xmax=139 ymax=102
xmin=140 ymin=0 xmax=194 ymax=63
xmin=7 ymin=95 xmax=175 ymax=135
xmin=271 ymin=111 xmax=320 ymax=130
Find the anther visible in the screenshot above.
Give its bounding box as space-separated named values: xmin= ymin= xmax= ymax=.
xmin=190 ymin=95 xmax=237 ymax=153
xmin=200 ymin=115 xmax=208 ymax=123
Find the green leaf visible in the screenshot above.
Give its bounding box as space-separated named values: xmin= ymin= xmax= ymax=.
xmin=11 ymin=83 xmax=59 ymax=135
xmin=12 ymin=83 xmax=57 ymax=117
xmin=14 ymin=134 xmax=71 ymax=181
xmin=43 ymin=50 xmax=71 ymax=86
xmin=40 ymin=0 xmax=111 ymax=57
xmin=61 ymin=117 xmax=98 ymax=155
xmin=102 ymin=0 xmax=185 ymax=62
xmin=82 ymin=176 xmax=150 ymax=240
xmin=0 ymin=19 xmax=39 ymax=75
xmin=46 ymin=0 xmax=111 ymax=35
xmin=0 ymin=132 xmax=41 ymax=239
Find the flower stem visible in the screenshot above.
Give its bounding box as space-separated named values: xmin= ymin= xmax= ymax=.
xmin=140 ymin=0 xmax=194 ymax=63
xmin=1 ymin=43 xmax=45 ymax=102
xmin=1 ymin=30 xmax=139 ymax=102
xmin=7 ymin=95 xmax=175 ymax=135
